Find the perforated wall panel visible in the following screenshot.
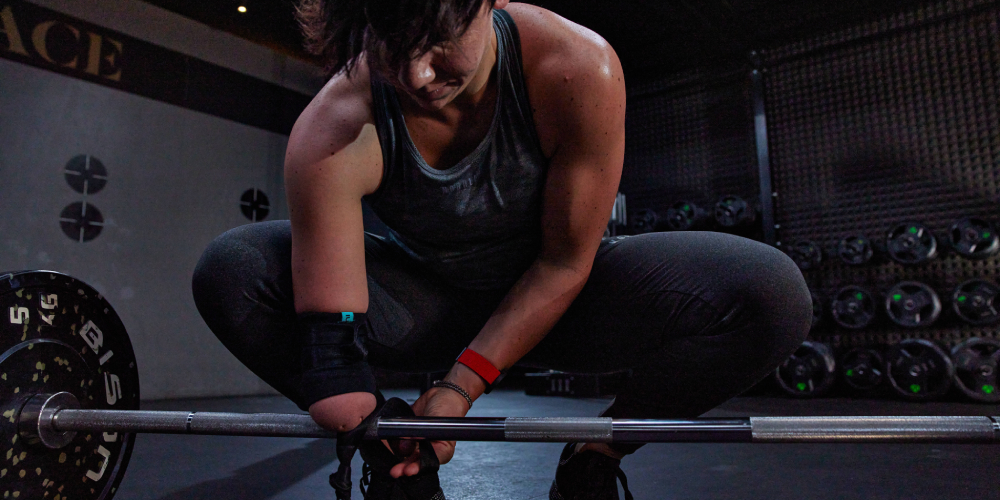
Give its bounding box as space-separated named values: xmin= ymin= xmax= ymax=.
xmin=622 ymin=68 xmax=759 ymax=220
xmin=763 ymin=0 xmax=1000 ymax=347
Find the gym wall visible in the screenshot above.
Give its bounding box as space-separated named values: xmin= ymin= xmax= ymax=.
xmin=621 ymin=65 xmax=759 ymax=234
xmin=0 ymin=0 xmax=324 ymax=399
xmin=621 ymin=0 xmax=999 ymax=349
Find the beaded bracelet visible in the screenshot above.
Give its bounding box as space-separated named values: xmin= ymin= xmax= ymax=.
xmin=432 ymin=380 xmax=473 ymax=409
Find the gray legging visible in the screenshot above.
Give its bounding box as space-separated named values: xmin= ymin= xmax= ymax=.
xmin=192 ymin=220 xmax=811 ymax=424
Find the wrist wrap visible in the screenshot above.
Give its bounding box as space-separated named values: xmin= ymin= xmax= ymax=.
xmin=298 ymin=311 xmax=377 ymax=407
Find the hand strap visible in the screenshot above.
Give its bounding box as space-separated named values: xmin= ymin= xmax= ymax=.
xmin=456 ymin=347 xmax=504 ymax=393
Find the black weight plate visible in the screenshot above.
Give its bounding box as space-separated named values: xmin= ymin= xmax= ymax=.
xmin=663 ymin=201 xmax=707 ymax=231
xmin=836 ymin=235 xmax=874 ymax=266
xmin=885 ymin=339 xmax=954 ymax=401
xmin=774 ymin=341 xmax=836 ymax=397
xmin=830 ymin=286 xmax=877 ymax=330
xmin=810 ymin=291 xmax=823 ymax=331
xmin=787 ymin=241 xmax=823 ymax=271
xmin=713 ymin=195 xmax=755 ymax=229
xmin=885 ymin=281 xmax=942 ymax=328
xmin=948 ymin=218 xmax=999 ymax=260
xmin=886 ymin=222 xmax=937 ymax=265
xmin=839 ymin=348 xmax=885 ymax=391
xmin=951 ymin=279 xmax=1000 ymax=325
xmin=950 ymin=337 xmax=1000 ymax=403
xmin=629 ymin=209 xmax=659 ymax=234
xmin=0 ymin=270 xmax=139 ymax=500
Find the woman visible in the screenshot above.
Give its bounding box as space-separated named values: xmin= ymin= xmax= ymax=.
xmin=192 ymin=1 xmax=812 ymax=498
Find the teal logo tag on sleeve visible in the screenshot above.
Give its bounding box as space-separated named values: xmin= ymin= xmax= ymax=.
xmin=341 ymin=312 xmax=354 ymax=322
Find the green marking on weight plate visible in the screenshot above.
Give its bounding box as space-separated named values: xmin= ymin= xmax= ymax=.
xmin=683 ymin=204 xmax=690 ymax=211
xmin=910 ymin=384 xmax=921 ymax=393
xmin=846 ymin=369 xmax=854 ymax=377
xmin=958 ymin=295 xmax=967 ymax=303
xmin=983 ymin=385 xmax=995 ymax=394
xmin=855 ymin=293 xmax=864 ymax=300
xmin=893 ymin=294 xmax=902 ymax=301
xmin=984 ymin=232 xmax=991 ymax=239
xmin=796 ymin=382 xmax=807 ymax=391
xmin=909 ymin=226 xmax=918 ymax=234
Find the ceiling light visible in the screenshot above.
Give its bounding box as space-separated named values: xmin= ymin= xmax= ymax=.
xmin=237 ymin=5 xmax=247 ymax=13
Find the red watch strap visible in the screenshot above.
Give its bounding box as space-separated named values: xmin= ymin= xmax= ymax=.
xmin=456 ymin=348 xmax=502 ymax=385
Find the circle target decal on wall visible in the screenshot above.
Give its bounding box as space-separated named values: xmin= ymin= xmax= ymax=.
xmin=241 ymin=189 xmax=270 ymax=222
xmin=64 ymin=155 xmax=109 ymax=195
xmin=60 ymin=201 xmax=105 ymax=242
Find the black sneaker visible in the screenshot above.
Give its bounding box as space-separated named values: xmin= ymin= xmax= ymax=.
xmin=549 ymin=443 xmax=634 ymax=500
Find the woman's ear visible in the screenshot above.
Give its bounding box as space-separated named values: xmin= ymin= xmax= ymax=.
xmin=493 ymin=0 xmax=510 ymax=11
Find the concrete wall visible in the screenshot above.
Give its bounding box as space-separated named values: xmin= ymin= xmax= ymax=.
xmin=0 ymin=0 xmax=325 ymax=400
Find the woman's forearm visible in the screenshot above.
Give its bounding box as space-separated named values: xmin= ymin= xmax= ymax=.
xmin=442 ymin=257 xmax=593 ymax=400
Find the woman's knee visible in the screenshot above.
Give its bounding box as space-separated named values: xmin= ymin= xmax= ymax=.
xmin=192 ymin=221 xmax=292 ymax=330
xmin=662 ymin=234 xmax=811 ymax=350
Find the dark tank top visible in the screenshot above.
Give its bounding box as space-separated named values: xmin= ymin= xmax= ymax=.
xmin=365 ymin=10 xmax=548 ymax=290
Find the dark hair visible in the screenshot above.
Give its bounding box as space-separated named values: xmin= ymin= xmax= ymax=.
xmin=297 ymin=0 xmax=495 ymax=79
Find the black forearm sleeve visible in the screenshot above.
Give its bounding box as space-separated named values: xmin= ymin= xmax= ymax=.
xmin=298 ymin=312 xmax=378 ymax=407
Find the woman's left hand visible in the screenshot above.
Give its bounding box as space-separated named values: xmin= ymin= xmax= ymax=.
xmin=388 ymin=386 xmax=470 ymax=478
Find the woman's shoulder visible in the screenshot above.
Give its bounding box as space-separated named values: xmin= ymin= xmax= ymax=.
xmin=286 ymin=61 xmax=377 ymax=167
xmin=285 ymin=60 xmax=382 ymax=195
xmin=504 ymin=3 xmax=618 ymax=86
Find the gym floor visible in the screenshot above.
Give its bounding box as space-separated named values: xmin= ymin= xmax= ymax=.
xmin=113 ymin=390 xmax=999 ymax=500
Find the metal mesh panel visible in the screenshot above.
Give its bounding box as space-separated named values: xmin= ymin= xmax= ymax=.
xmin=764 ymin=0 xmax=1000 ymax=347
xmin=622 ymin=68 xmax=758 ymax=217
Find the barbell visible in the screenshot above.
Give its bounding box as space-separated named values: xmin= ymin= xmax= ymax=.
xmin=1 ymin=270 xmax=998 ymax=500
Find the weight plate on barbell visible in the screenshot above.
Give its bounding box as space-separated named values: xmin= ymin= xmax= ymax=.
xmin=830 ymin=286 xmax=877 ymax=330
xmin=629 ymin=209 xmax=660 ymax=234
xmin=885 ymin=281 xmax=942 ymax=328
xmin=839 ymin=348 xmax=884 ymax=392
xmin=950 ymin=337 xmax=1000 ymax=403
xmin=885 ymin=339 xmax=954 ymax=401
xmin=0 ymin=270 xmax=139 ymax=500
xmin=948 ymin=218 xmax=999 ymax=260
xmin=951 ymin=279 xmax=1000 ymax=326
xmin=886 ymin=222 xmax=937 ymax=265
xmin=836 ymin=235 xmax=874 ymax=266
xmin=774 ymin=341 xmax=836 ymax=398
xmin=787 ymin=241 xmax=823 ymax=271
